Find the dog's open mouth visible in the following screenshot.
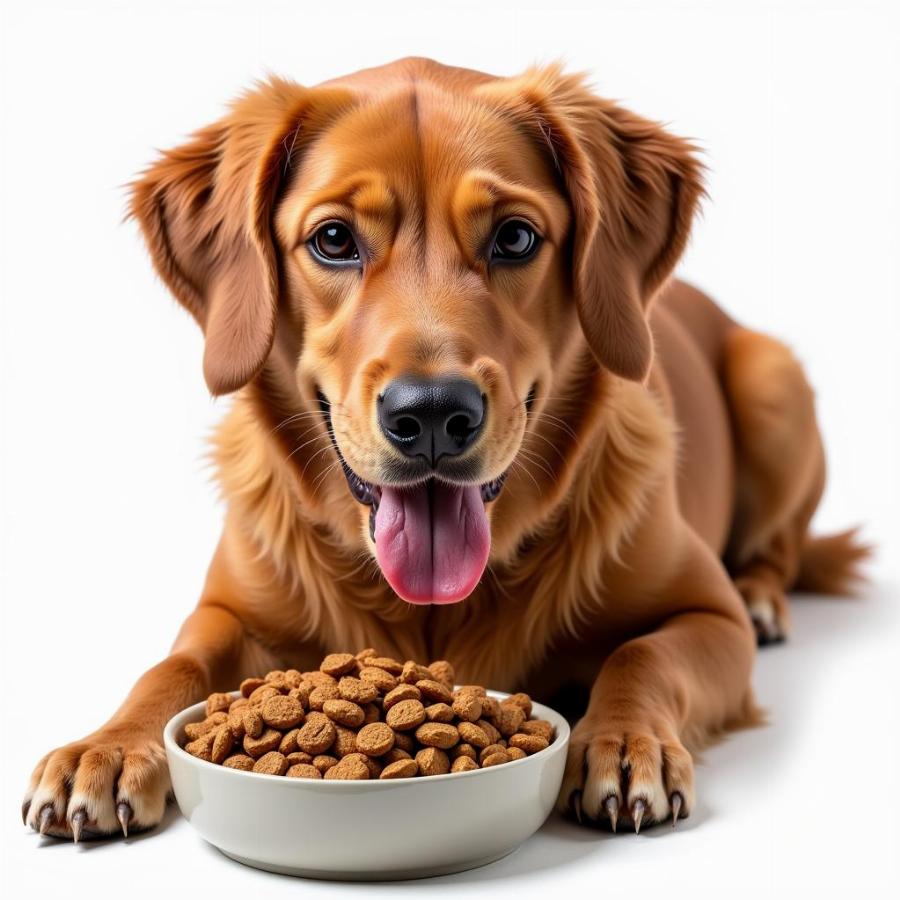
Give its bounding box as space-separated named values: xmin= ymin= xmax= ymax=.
xmin=317 ymin=391 xmax=506 ymax=605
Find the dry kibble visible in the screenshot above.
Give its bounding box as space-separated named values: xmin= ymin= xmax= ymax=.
xmin=309 ymin=683 xmax=341 ymax=710
xmin=416 ymin=679 xmax=452 ymax=704
xmin=400 ymin=660 xmax=431 ymax=684
xmin=508 ymin=733 xmax=550 ymax=755
xmin=452 ymin=691 xmax=483 ymax=722
xmin=457 ymin=721 xmax=490 ymax=748
xmin=424 ymin=703 xmax=455 ymax=723
xmin=383 ymin=684 xmax=421 ymax=709
xmin=428 ymin=660 xmax=455 ymax=687
xmin=415 ymin=722 xmax=459 ymax=749
xmin=324 ymin=755 xmax=369 ymax=780
xmin=253 ymin=751 xmax=289 ymax=776
xmin=312 ymin=754 xmax=339 ymax=775
xmin=240 ymin=677 xmax=266 ymax=698
xmin=322 ymin=699 xmax=365 ymax=727
xmin=243 ymin=728 xmax=282 ymax=758
xmin=262 ymin=695 xmax=304 ymax=729
xmin=287 ymin=763 xmax=322 ymax=779
xmin=481 ymin=750 xmax=511 ymax=767
xmin=320 ymin=652 xmax=357 ymax=677
xmin=381 ymin=759 xmax=419 ymax=779
xmin=285 ymin=751 xmax=313 ymax=766
xmin=181 ymin=653 xmax=551 ymax=783
xmin=296 ymin=714 xmax=336 ymax=754
xmin=385 ymin=699 xmax=426 ymax=731
xmin=416 ymin=747 xmax=450 ymax=776
xmin=211 ymin=726 xmax=234 ymax=764
xmin=205 ymin=692 xmax=233 ymax=717
xmin=359 ymin=667 xmax=398 ymax=692
xmin=355 ymin=722 xmax=395 ymax=756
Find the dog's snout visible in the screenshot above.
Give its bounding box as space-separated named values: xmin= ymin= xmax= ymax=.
xmin=378 ymin=376 xmax=485 ymax=465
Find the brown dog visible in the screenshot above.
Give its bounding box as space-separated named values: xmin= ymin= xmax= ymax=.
xmin=23 ymin=57 xmax=866 ymax=840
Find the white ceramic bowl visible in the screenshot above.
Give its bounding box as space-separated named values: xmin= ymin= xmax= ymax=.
xmin=164 ymin=691 xmax=569 ymax=880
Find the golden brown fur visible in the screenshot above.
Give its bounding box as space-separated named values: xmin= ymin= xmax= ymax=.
xmin=23 ymin=57 xmax=866 ymax=839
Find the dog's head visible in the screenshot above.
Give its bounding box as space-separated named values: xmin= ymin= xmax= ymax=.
xmin=131 ymin=59 xmax=702 ymax=605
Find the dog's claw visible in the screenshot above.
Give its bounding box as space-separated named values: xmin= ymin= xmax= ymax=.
xmin=71 ymin=808 xmax=87 ymax=844
xmin=604 ymin=795 xmax=619 ymax=832
xmin=38 ymin=804 xmax=54 ymax=835
xmin=671 ymin=792 xmax=683 ymax=827
xmin=632 ymin=798 xmax=646 ymax=834
xmin=572 ymin=790 xmax=583 ymax=824
xmin=22 ymin=799 xmax=31 ymax=825
xmin=116 ymin=801 xmax=132 ymax=837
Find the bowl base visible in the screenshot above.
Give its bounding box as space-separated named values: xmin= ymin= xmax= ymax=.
xmin=216 ymin=844 xmax=519 ymax=881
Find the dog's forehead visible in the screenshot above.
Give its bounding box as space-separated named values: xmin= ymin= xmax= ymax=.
xmin=298 ymin=85 xmax=558 ymax=197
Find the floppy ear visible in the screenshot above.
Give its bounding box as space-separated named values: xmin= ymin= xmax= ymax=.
xmin=130 ymin=78 xmax=332 ymax=395
xmin=480 ymin=66 xmax=705 ymax=381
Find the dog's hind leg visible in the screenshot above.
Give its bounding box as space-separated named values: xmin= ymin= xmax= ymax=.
xmin=721 ymin=328 xmax=837 ymax=643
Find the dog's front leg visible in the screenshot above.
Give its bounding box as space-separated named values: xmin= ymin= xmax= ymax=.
xmin=558 ymin=531 xmax=757 ymax=832
xmin=22 ymin=557 xmax=274 ymax=841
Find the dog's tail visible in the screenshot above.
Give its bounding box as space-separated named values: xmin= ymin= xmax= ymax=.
xmin=792 ymin=527 xmax=872 ymax=595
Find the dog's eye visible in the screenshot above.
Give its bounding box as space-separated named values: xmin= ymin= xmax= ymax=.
xmin=491 ymin=219 xmax=539 ymax=262
xmin=309 ymin=222 xmax=360 ymax=265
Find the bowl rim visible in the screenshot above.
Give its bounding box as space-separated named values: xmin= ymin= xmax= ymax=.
xmin=164 ymin=689 xmax=570 ymax=788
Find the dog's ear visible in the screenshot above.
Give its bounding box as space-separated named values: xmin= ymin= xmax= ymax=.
xmin=479 ymin=66 xmax=705 ymax=381
xmin=130 ymin=79 xmax=347 ymax=395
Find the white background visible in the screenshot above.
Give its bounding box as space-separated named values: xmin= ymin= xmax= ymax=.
xmin=1 ymin=0 xmax=898 ymax=897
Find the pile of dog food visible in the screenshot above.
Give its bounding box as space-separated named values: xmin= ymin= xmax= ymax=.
xmin=181 ymin=649 xmax=554 ymax=779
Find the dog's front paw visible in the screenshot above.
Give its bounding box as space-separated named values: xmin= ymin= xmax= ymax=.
xmin=23 ymin=726 xmax=170 ymax=841
xmin=557 ymin=720 xmax=693 ymax=832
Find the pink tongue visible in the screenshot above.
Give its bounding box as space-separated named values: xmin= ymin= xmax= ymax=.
xmin=373 ymin=481 xmax=490 ymax=604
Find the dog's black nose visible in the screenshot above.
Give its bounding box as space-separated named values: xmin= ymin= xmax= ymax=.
xmin=378 ymin=377 xmax=485 ymax=465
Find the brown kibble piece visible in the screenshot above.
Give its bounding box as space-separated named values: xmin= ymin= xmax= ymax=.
xmin=428 ymin=660 xmax=455 ymax=687
xmin=425 ymin=703 xmax=455 ymax=723
xmin=324 ymin=755 xmax=369 ymax=780
xmin=302 ymin=671 xmax=338 ymax=688
xmin=338 ymin=676 xmax=378 ymax=704
xmin=416 ymin=679 xmax=452 ymax=703
xmin=383 ymin=684 xmax=421 ymax=709
xmin=262 ymin=695 xmax=304 ymax=729
xmin=480 ymin=696 xmax=501 ymax=719
xmin=481 ymin=750 xmax=511 ymax=767
xmin=312 ymin=754 xmax=339 ymax=774
xmin=392 ymin=731 xmax=415 ymax=754
xmin=383 ymin=747 xmax=412 ymax=764
xmin=296 ymin=715 xmax=336 ymax=754
xmin=287 ymin=763 xmax=322 ymax=779
xmin=451 ymin=743 xmax=477 ymax=761
xmin=265 ymin=670 xmax=289 ymax=690
xmin=400 ymin=660 xmax=431 ymax=684
xmin=243 ymin=728 xmax=282 ymax=758
xmin=380 ymin=759 xmax=419 ymax=779
xmin=279 ymin=728 xmax=300 ymax=754
xmin=519 ymin=719 xmax=555 ymax=741
xmin=285 ymin=751 xmax=313 ymax=766
xmin=457 ymin=721 xmax=490 ymax=748
xmin=497 ymin=705 xmax=526 ymax=737
xmin=356 ymin=722 xmax=395 ymax=756
xmin=502 ymin=692 xmax=533 ymax=717
xmin=249 ymin=684 xmax=281 ymax=705
xmin=185 ymin=731 xmax=216 ymax=761
xmin=509 ymin=733 xmax=550 ymax=755
xmin=477 ymin=718 xmax=502 ymax=745
xmin=451 ymin=756 xmax=479 ymax=773
xmin=253 ymin=751 xmax=289 ymax=776
xmin=283 ymin=669 xmax=303 ymax=688
xmin=362 ymin=703 xmax=381 ymax=724
xmin=320 ymin=652 xmax=356 ymax=677
xmin=211 ymin=726 xmax=234 ymax=764
xmin=322 ymin=699 xmax=365 ymax=727
xmin=288 ymin=683 xmax=312 ymax=709
xmin=227 ymin=707 xmax=247 ymax=738
xmin=507 ymin=746 xmax=527 ymax=761
xmin=240 ymin=677 xmax=266 ymax=698
xmin=479 ymin=743 xmax=506 ymax=763
xmin=242 ymin=707 xmax=264 ymax=739
xmin=363 ymin=656 xmax=403 ymax=674
xmin=456 ymin=685 xmax=487 ymax=698
xmin=452 ymin=691 xmax=483 ymax=722
xmin=309 ymin=683 xmax=341 ymax=710
xmin=385 ymin=699 xmax=426 ymax=731
xmin=415 ymin=722 xmax=459 ymax=749
xmin=222 ymin=754 xmax=255 ymax=771
xmin=415 ymin=747 xmax=450 ymax=776
xmin=355 ymin=647 xmax=377 ymax=661
xmin=332 ymin=725 xmax=359 ymax=758
xmin=359 ymin=667 xmax=398 ymax=692
xmin=205 ymin=692 xmax=233 ymax=717
xmin=184 ymin=712 xmax=227 ymax=741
